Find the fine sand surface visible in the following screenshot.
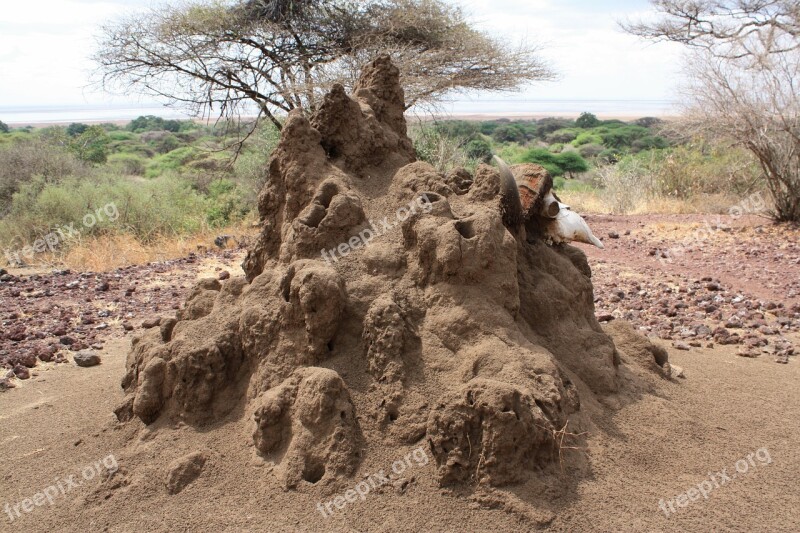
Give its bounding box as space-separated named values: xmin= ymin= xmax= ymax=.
xmin=1 ymin=331 xmax=798 ymax=532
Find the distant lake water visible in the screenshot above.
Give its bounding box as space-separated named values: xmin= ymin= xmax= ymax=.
xmin=1 ymin=99 xmax=678 ymax=125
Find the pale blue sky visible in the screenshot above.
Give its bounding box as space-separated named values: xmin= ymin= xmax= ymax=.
xmin=0 ymin=0 xmax=681 ymax=109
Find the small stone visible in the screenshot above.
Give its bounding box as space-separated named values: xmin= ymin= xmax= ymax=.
xmin=13 ymin=365 xmax=30 ymax=380
xmin=672 ymin=341 xmax=691 ymax=351
xmin=218 ymin=270 xmax=231 ymax=281
xmin=73 ymin=351 xmax=101 ymax=367
xmin=737 ymin=347 xmax=760 ymax=358
xmin=122 ymin=322 xmax=134 ymax=332
xmin=142 ymin=317 xmax=161 ymax=329
xmin=597 ymin=314 xmax=615 ymax=323
xmin=608 ymin=231 xmax=620 ymax=239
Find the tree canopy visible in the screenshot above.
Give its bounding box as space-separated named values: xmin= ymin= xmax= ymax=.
xmin=94 ymin=0 xmax=553 ymax=131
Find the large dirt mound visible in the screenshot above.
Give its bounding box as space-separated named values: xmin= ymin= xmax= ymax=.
xmin=116 ymin=56 xmax=658 ymax=494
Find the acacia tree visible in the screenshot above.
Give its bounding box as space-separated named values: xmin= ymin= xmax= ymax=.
xmin=94 ymin=0 xmax=552 ymax=132
xmin=624 ymin=1 xmax=800 ymax=221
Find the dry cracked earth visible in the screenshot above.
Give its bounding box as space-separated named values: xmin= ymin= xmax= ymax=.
xmin=1 ymin=213 xmax=798 ymax=391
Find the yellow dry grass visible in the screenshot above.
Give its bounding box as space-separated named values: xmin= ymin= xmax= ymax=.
xmin=3 ymin=223 xmax=258 ymax=272
xmin=558 ymin=190 xmax=746 ymax=216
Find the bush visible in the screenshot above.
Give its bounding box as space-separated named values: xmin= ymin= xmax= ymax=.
xmin=492 ymin=124 xmax=527 ymax=144
xmin=572 ymin=132 xmax=603 ymax=146
xmin=108 ymin=153 xmax=147 ymax=175
xmin=433 ymin=120 xmax=480 ymax=139
xmin=520 ymin=148 xmax=589 ymax=178
xmin=595 ymin=161 xmax=649 ymax=214
xmin=534 ymin=118 xmax=574 ymax=139
xmin=545 ymin=128 xmax=580 ymax=144
xmin=0 ymin=121 xmax=9 ymax=134
xmin=0 ymin=174 xmax=209 ymax=248
xmin=576 ymin=112 xmax=600 ymax=129
xmin=128 ymin=115 xmax=185 ymax=133
xmin=0 ymin=140 xmax=85 ymax=215
xmin=146 ymin=147 xmax=199 ymax=177
xmin=578 ymin=143 xmax=605 ymax=158
xmin=205 ymin=178 xmax=251 ymax=226
xmin=69 ymin=126 xmax=110 ymax=164
xmin=66 ymin=123 xmax=89 ymax=137
xmin=464 ymin=137 xmax=493 ymax=162
xmin=623 ymin=143 xmax=760 ymax=199
xmin=411 ymin=124 xmax=477 ymax=173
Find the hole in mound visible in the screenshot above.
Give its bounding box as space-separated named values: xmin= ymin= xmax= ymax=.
xmin=318 ymin=182 xmax=339 ymax=209
xmin=386 ymin=405 xmax=399 ymax=422
xmin=279 ymin=266 xmax=295 ymax=303
xmin=455 ymin=220 xmax=476 ymax=239
xmin=327 ymin=341 xmax=334 ymax=353
xmin=466 ymin=391 xmax=474 ymax=405
xmin=419 ymin=191 xmax=442 ymax=204
xmin=302 ymin=462 xmax=326 ymax=484
xmin=320 ymin=141 xmax=340 ymax=160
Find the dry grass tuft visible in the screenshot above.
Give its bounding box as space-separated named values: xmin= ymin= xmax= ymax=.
xmin=3 ymin=223 xmax=257 ymax=272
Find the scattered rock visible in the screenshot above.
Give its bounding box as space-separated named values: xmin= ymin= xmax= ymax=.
xmin=73 ymin=351 xmax=101 ymax=367
xmin=13 ymin=365 xmax=30 ymax=379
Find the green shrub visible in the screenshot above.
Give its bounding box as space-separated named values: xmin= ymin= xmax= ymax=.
xmin=69 ymin=126 xmax=110 ymax=164
xmin=576 ymin=112 xmax=601 ymax=129
xmin=572 ymin=132 xmax=603 ymax=146
xmin=107 ymin=131 xmax=137 ymax=142
xmin=534 ymin=118 xmax=575 ymax=139
xmin=0 ymin=139 xmax=85 ymax=215
xmin=66 ymin=123 xmax=89 ymax=137
xmin=205 ymin=178 xmax=251 ymax=226
xmin=520 ymin=148 xmax=589 ymax=178
xmin=128 ymin=115 xmax=185 ymax=133
xmin=0 ymin=120 xmax=9 ymax=134
xmin=620 ymin=143 xmax=760 ymax=199
xmin=464 ymin=137 xmax=493 ymax=162
xmin=146 ymin=147 xmax=199 ymax=178
xmin=545 ymin=128 xmax=580 ymax=144
xmin=491 ymin=124 xmax=527 ymax=144
xmin=0 ymin=174 xmax=208 ymax=248
xmin=108 ymin=153 xmax=147 ymax=175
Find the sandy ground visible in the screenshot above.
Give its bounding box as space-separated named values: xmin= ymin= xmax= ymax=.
xmin=1 ymin=333 xmax=798 ymax=532
xmin=1 ymin=215 xmax=798 ymax=532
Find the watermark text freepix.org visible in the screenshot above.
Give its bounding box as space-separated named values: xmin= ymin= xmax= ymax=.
xmin=316 ymin=446 xmax=429 ymax=518
xmin=657 ymin=191 xmax=765 ymax=265
xmin=658 ymin=447 xmax=772 ymax=517
xmin=3 ymin=202 xmax=119 ymax=265
xmin=321 ymin=194 xmax=433 ymax=264
xmin=4 ymin=454 xmax=118 ymax=522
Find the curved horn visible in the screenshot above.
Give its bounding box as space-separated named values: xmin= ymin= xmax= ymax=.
xmin=493 ymin=156 xmax=523 ymax=229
